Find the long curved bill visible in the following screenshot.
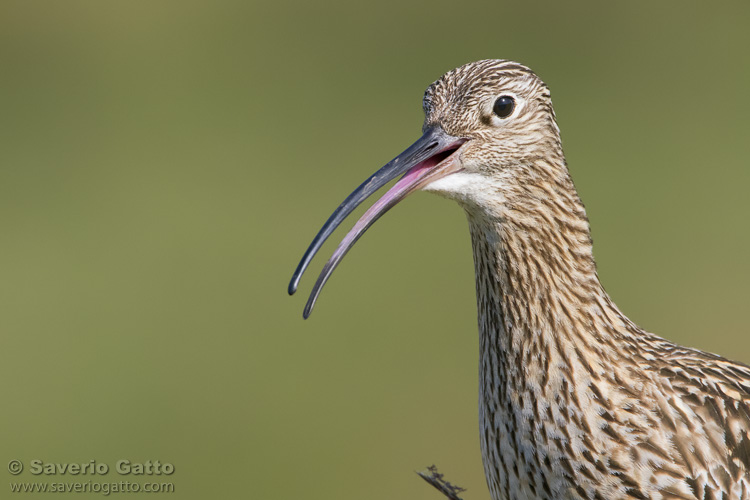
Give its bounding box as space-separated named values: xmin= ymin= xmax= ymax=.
xmin=289 ymin=126 xmax=467 ymax=318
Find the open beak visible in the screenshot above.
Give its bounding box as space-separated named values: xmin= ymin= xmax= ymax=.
xmin=289 ymin=126 xmax=467 ymax=318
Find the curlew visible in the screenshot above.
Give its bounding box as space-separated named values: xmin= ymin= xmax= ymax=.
xmin=288 ymin=60 xmax=750 ymax=499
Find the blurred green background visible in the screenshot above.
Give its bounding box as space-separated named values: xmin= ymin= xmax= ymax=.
xmin=1 ymin=1 xmax=749 ymax=498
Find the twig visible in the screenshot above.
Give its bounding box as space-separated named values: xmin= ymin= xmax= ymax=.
xmin=417 ymin=465 xmax=466 ymax=500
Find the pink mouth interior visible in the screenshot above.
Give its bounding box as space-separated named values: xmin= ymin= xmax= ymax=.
xmin=378 ymin=148 xmax=457 ymax=209
xmin=329 ymin=147 xmax=461 ymax=263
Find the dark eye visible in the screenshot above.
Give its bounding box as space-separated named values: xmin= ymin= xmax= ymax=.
xmin=493 ymin=96 xmax=515 ymax=118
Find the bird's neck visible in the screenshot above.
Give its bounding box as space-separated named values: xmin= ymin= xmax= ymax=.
xmin=463 ymin=161 xmax=673 ymax=500
xmin=463 ymin=162 xmax=643 ymax=391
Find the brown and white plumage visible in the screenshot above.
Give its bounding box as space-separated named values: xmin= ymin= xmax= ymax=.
xmin=290 ymin=60 xmax=750 ymax=499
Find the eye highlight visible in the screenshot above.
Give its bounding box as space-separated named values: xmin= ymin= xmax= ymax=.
xmin=493 ymin=96 xmax=515 ymax=119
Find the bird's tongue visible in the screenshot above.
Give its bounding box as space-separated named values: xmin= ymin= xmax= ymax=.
xmin=345 ymin=144 xmax=464 ymax=241
xmin=333 ymin=153 xmax=448 ymax=258
xmin=367 ymin=151 xmax=451 ymax=220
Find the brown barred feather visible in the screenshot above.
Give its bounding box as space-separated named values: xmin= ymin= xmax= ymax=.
xmin=294 ymin=59 xmax=750 ymax=500
xmin=423 ymin=60 xmax=750 ymax=499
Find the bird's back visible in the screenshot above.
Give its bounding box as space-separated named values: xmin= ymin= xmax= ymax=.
xmin=649 ymin=345 xmax=750 ymax=497
xmin=478 ymin=319 xmax=750 ymax=499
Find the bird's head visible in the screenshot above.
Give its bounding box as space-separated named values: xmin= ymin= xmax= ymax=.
xmin=421 ymin=60 xmax=562 ymax=204
xmin=290 ymin=60 xmax=564 ymax=317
